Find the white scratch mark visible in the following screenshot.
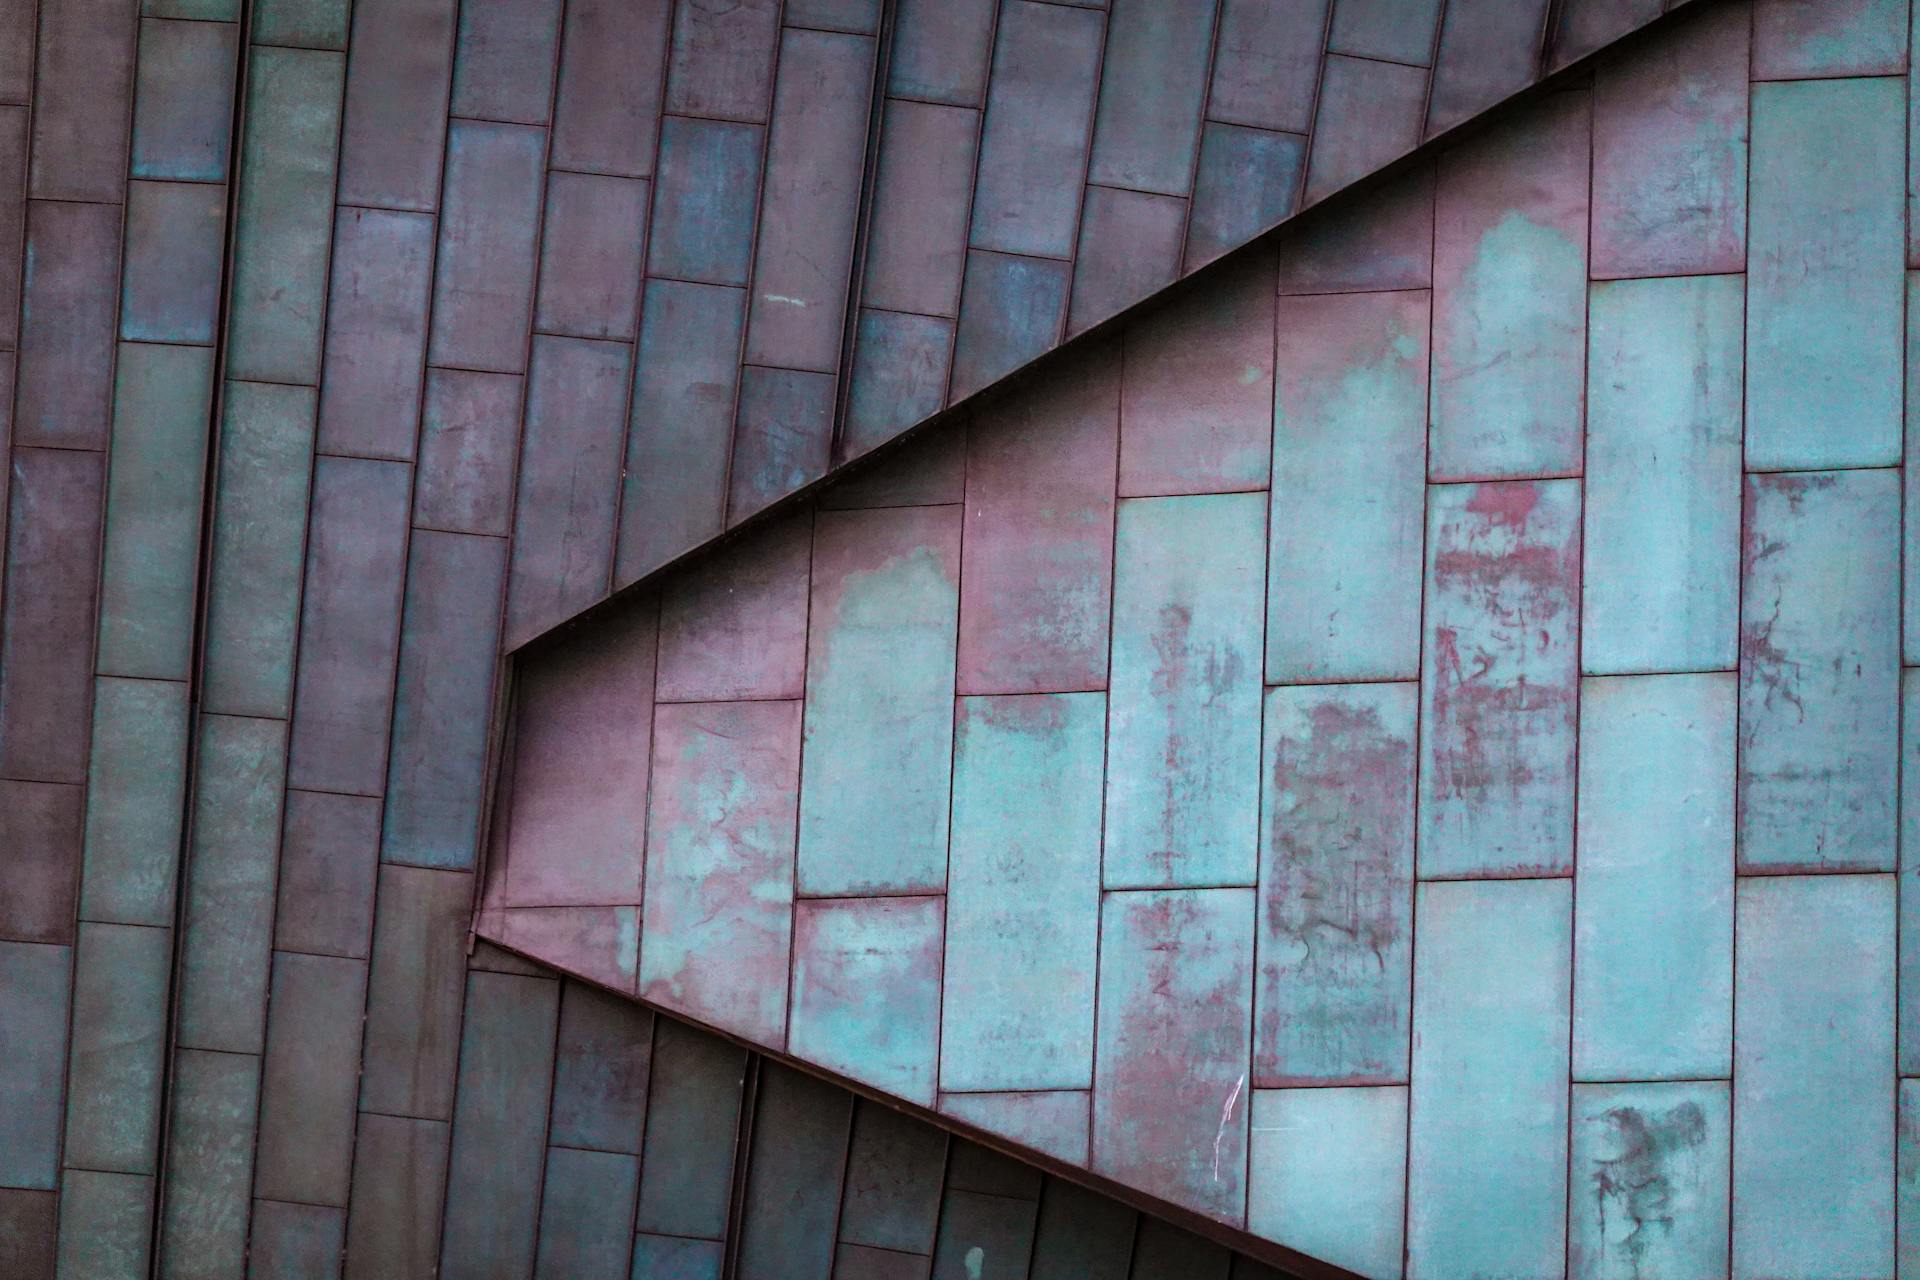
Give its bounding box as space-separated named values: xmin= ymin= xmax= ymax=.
xmin=1213 ymin=1073 xmax=1245 ymax=1182
xmin=764 ymin=293 xmax=809 ymax=307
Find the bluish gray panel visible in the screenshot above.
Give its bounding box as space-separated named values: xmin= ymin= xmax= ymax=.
xmin=1246 ymin=1087 xmax=1405 ymax=1279
xmin=1569 ymin=1081 xmax=1729 ymax=1280
xmin=1574 ymin=673 xmax=1734 ymax=1081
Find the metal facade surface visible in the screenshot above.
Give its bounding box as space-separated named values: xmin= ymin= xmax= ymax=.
xmin=483 ymin=1 xmax=1918 ymax=1275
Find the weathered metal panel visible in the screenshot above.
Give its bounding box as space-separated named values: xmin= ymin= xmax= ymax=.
xmin=1255 ymin=682 xmax=1415 ymax=1086
xmin=64 ymin=921 xmax=172 ymax=1175
xmin=1747 ymin=76 xmax=1904 ymax=470
xmin=1430 ymin=91 xmax=1588 ymax=481
xmin=1734 ymin=874 xmax=1896 ymax=1277
xmin=1739 ymin=469 xmax=1900 ymax=872
xmin=155 ymin=1047 xmax=257 ymax=1280
xmin=247 ymin=1200 xmax=344 ymax=1280
xmin=119 ymin=182 xmax=224 ymax=344
xmin=949 ymin=250 xmax=1070 ymax=401
xmin=342 ymin=1114 xmax=449 ymax=1280
xmin=415 ymin=369 xmax=521 ymax=538
xmin=1092 ymin=888 xmax=1254 ymax=1223
xmin=427 ymin=119 xmax=545 ymax=374
xmin=1418 ymin=478 xmax=1581 ymax=878
xmin=664 ymin=0 xmax=780 ymax=121
xmin=1407 ymin=879 xmax=1571 ymax=1280
xmin=534 ymin=172 xmax=648 ymax=342
xmin=1067 ymin=187 xmax=1186 ymax=335
xmin=54 ymin=1169 xmax=152 ymax=1280
xmin=656 ymin=514 xmax=810 ymax=703
xmin=1088 ymin=0 xmax=1217 ymax=196
xmin=358 ymin=865 xmax=472 ymax=1120
xmin=1583 ymin=274 xmax=1742 ymax=675
xmin=447 ymin=0 xmax=558 ymax=123
xmin=28 ymin=0 xmax=135 ymax=203
xmin=1274 ymin=164 xmax=1433 ymax=296
xmin=549 ymin=0 xmax=668 ymax=178
xmin=532 ymin=1146 xmax=638 ymax=1280
xmin=16 ymin=199 xmax=120 ymax=449
xmin=78 ymin=677 xmax=190 ymax=928
xmin=736 ymin=1064 xmax=854 ymax=1280
xmin=937 ymin=1092 xmax=1090 ymax=1168
xmin=943 ymin=693 xmax=1103 ymax=1092
xmin=1426 ymin=0 xmax=1551 ymax=134
xmin=789 ymin=896 xmax=945 ymax=1104
xmin=274 ymin=788 xmax=380 ymax=960
xmin=798 ymin=505 xmax=960 ymax=896
xmin=1247 ymin=1087 xmax=1405 ymax=1280
xmin=1568 ymin=1080 xmax=1729 ymax=1280
xmin=929 ymin=1191 xmax=1038 ymax=1280
xmin=254 ymin=952 xmax=368 ymax=1206
xmin=1185 ymin=125 xmax=1302 ymax=269
xmin=129 ymin=17 xmax=236 ymax=182
xmin=1304 ymin=54 xmax=1427 ymax=204
xmin=649 ymin=117 xmax=763 ymax=288
xmin=634 ymin=1016 xmax=746 ymax=1239
xmin=957 ymin=345 xmax=1117 ymax=695
xmin=1207 ymin=0 xmax=1326 ymax=134
xmin=1590 ymin=4 xmax=1747 ymax=278
xmin=863 ymin=100 xmax=978 ymax=319
xmin=728 ymin=365 xmax=835 ymax=523
xmin=888 ymin=0 xmax=995 ymax=106
xmin=641 ymin=698 xmax=801 ymax=1045
xmin=1104 ymin=493 xmax=1264 ymax=889
xmin=1752 ymin=0 xmax=1908 ymax=78
xmin=316 ymin=207 xmax=435 ymax=460
xmin=0 ymin=783 xmax=81 ymax=945
xmin=0 ymin=941 xmax=70 ymax=1190
xmin=1267 ymin=288 xmax=1427 ymax=684
xmin=335 ymin=0 xmax=454 ymax=211
xmin=838 ymin=1101 xmax=947 ymax=1255
xmin=286 ymin=456 xmax=410 ymax=797
xmin=439 ymin=971 xmax=560 ymax=1280
xmin=548 ymin=982 xmax=653 ymax=1156
xmin=969 ymin=1 xmax=1103 ymax=259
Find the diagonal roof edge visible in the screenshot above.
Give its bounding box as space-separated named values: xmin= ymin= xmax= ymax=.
xmin=510 ymin=0 xmax=1717 ymax=665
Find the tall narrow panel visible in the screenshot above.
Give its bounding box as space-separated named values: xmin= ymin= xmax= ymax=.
xmin=943 ymin=693 xmax=1104 ymax=1093
xmin=1739 ymin=469 xmax=1899 ymax=872
xmin=1247 ymin=1087 xmax=1406 ymax=1280
xmin=1407 ymin=879 xmax=1571 ymax=1280
xmin=735 ymin=1066 xmax=853 ymax=1280
xmin=316 ymin=206 xmax=435 ymax=460
xmin=96 ymin=342 xmax=213 ymax=681
xmin=957 ymin=344 xmax=1117 ymax=695
xmin=286 ymin=456 xmax=411 ymax=797
xmin=382 ymin=530 xmax=507 ymax=869
xmin=1747 ymin=77 xmax=1904 ymax=469
xmin=655 ymin=515 xmax=810 ymax=704
xmin=534 ymin=1147 xmax=638 ymax=1280
xmin=641 ymin=699 xmax=801 ymax=1046
xmin=1185 ymin=124 xmax=1303 ymax=270
xmin=1418 ymin=479 xmax=1581 ymax=878
xmin=929 ymin=1190 xmax=1039 ymax=1280
xmin=664 ymin=0 xmax=780 ymax=121
xmin=274 ymin=788 xmax=379 ymax=960
xmin=1120 ymin=260 xmax=1274 ymax=497
xmin=1590 ymin=4 xmax=1747 ymax=279
xmin=1207 ymin=0 xmax=1327 ymax=135
xmin=1028 ymin=1182 xmax=1136 ymax=1280
xmin=1256 ymin=683 xmax=1415 ymax=1086
xmin=548 ymin=982 xmax=652 ymax=1155
xmin=0 ymin=941 xmax=70 ymax=1190
xmin=862 ymin=100 xmax=979 ymax=319
xmin=428 ymin=120 xmax=546 ymax=373
xmin=199 ymin=382 xmax=314 ymax=720
xmin=63 ymin=921 xmax=171 ymax=1175
xmin=1093 ymin=889 xmax=1254 ymax=1223
xmin=648 ymin=117 xmax=763 ymax=288
xmin=839 ymin=1102 xmax=947 ymax=1254
xmin=1583 ymin=275 xmax=1742 ymax=675
xmin=27 ymin=0 xmax=135 ymax=201
xmin=0 ymin=448 xmax=102 ymax=783
xmin=506 ymin=601 xmax=655 ymax=906
xmin=1734 ymin=875 xmax=1895 ymax=1277
xmin=505 ymin=336 xmax=628 ymax=646
xmin=969 ymin=0 xmax=1104 ymax=259
xmin=1267 ymin=289 xmax=1427 ymax=684
xmin=54 ymin=1169 xmax=151 ymax=1280
xmin=727 ymin=366 xmax=834 ymax=524
xmin=439 ymin=972 xmax=559 ymax=1280
xmin=790 ymin=896 xmax=944 ymax=1105
xmin=534 ymin=171 xmax=649 ymax=341
xmin=253 ymin=952 xmax=367 ymax=1206
xmin=1088 ymin=0 xmax=1218 ymax=196
xmin=949 ymin=250 xmax=1070 ymax=401
xmin=157 ymin=1051 xmax=258 ymax=1280
xmin=1907 ymin=673 xmax=1920 ymax=1072
xmin=549 ymin=0 xmax=669 ymax=178
xmin=1066 ymin=187 xmax=1186 ymax=335
xmin=618 ymin=280 xmax=744 ymax=584
xmin=797 ymin=505 xmax=960 ymax=896
xmin=173 ymin=714 xmax=286 ymax=1053
xmin=119 ymin=180 xmax=224 ymax=345
xmin=745 ymin=28 xmax=873 ymax=373
xmin=1430 ymin=91 xmax=1588 ymax=481
xmin=1569 ymin=1081 xmax=1730 ymax=1280
xmin=78 ymin=677 xmax=189 ymax=928
xmin=225 ymin=48 xmax=343 ymax=386
xmin=341 ymin=1114 xmax=449 ymax=1280
xmin=415 ymin=368 xmax=521 ymax=537
xmin=358 ymin=865 xmax=472 ymax=1120
xmin=15 ymin=200 xmax=119 ymax=449
xmin=447 ymin=0 xmax=559 ymax=123
xmin=334 ymin=0 xmax=455 ymax=212
xmin=129 ymin=17 xmax=236 ymax=183
xmin=634 ymin=1018 xmax=745 ymax=1239
xmin=1304 ymin=53 xmax=1427 ymax=204
xmin=1752 ymin=0 xmax=1909 ymax=78
xmin=1104 ymin=492 xmax=1265 ymax=889
xmin=0 ymin=782 xmax=81 ymax=945
xmin=1574 ymin=674 xmax=1734 ymax=1081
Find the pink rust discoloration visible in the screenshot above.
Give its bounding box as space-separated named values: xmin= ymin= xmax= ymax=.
xmin=1094 ymin=888 xmax=1255 ymax=1224
xmin=1256 ymin=683 xmax=1416 ymax=1086
xmin=1419 ymin=479 xmax=1581 ymax=878
xmin=640 ymin=699 xmax=801 ymax=1048
xmin=476 ymin=905 xmax=640 ymax=994
xmin=1119 ymin=257 xmax=1276 ymax=498
xmin=958 ymin=341 xmax=1118 ymax=696
xmin=656 ymin=512 xmax=811 ymax=703
xmin=790 ymin=896 xmax=945 ymax=1105
xmin=501 ymin=596 xmax=657 ymax=907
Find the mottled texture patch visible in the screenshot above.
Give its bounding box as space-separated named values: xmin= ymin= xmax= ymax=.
xmin=790 ymin=896 xmax=944 ymax=1105
xmin=1569 ymin=1081 xmax=1729 ymax=1280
